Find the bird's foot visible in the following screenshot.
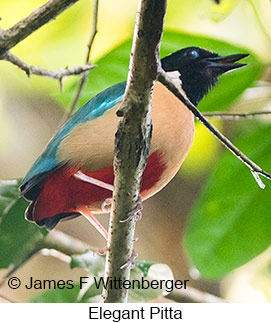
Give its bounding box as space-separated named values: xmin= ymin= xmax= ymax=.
xmin=120 ymin=249 xmax=138 ymax=270
xmin=120 ymin=195 xmax=143 ymax=223
xmin=101 ymin=195 xmax=143 ymax=222
xmin=97 ymin=245 xmax=108 ymax=255
xmin=101 ymin=198 xmax=112 ymax=213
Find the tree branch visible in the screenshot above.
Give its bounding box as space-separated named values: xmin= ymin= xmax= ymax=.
xmin=101 ymin=0 xmax=167 ymax=303
xmin=158 ymin=69 xmax=271 ymax=189
xmin=2 ymin=51 xmax=96 ymax=82
xmin=0 ymin=0 xmax=80 ymax=58
xmin=204 ymin=110 xmax=271 ymax=120
xmin=42 ymin=230 xmax=91 ymax=255
xmin=66 ymin=0 xmax=99 ymax=119
xmin=0 ymin=1 xmax=97 ymax=90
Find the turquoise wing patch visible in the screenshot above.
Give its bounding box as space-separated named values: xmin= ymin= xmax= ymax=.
xmin=21 ymin=82 xmax=126 ymax=185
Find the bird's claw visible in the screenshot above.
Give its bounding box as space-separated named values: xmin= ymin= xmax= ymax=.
xmin=120 ymin=250 xmax=138 ymax=270
xmin=97 ymin=245 xmax=108 ymax=255
xmin=101 ymin=198 xmax=112 ymax=213
xmin=120 ymin=195 xmax=143 ymax=223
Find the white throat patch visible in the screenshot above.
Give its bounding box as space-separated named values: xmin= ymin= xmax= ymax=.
xmin=166 ymin=71 xmax=182 ymax=90
xmin=165 ymin=71 xmax=190 ymax=103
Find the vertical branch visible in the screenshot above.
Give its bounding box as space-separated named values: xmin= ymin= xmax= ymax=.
xmin=101 ymin=0 xmax=167 ymax=303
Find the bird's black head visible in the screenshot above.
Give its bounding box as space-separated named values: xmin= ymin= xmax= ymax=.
xmin=161 ymin=46 xmax=248 ymax=106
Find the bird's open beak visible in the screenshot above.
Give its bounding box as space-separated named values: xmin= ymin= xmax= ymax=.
xmin=205 ymin=53 xmax=249 ymax=73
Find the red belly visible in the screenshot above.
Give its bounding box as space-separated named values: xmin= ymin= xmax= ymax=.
xmin=34 ymin=151 xmax=166 ymax=222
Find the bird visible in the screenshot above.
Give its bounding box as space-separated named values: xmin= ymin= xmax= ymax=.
xmin=20 ymin=46 xmax=248 ymax=238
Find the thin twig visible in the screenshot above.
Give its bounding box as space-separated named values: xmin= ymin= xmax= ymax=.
xmin=0 ymin=294 xmax=17 ymax=303
xmin=166 ymin=286 xmax=224 ymax=303
xmin=158 ymin=69 xmax=271 ymax=189
xmin=42 ymin=230 xmax=92 ymax=255
xmin=3 ymin=51 xmax=96 ymax=83
xmin=0 ymin=0 xmax=96 ymax=90
xmin=248 ymin=0 xmax=271 ymax=45
xmin=85 ymin=0 xmax=99 ymax=64
xmin=65 ymin=0 xmax=99 ymax=119
xmin=101 ymin=0 xmax=167 ymax=303
xmin=203 ymin=110 xmax=271 ymax=120
xmin=0 ymin=0 xmax=80 ymax=58
xmin=40 ymin=248 xmax=71 ymax=263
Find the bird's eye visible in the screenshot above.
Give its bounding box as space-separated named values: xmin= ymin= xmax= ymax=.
xmin=189 ymin=50 xmax=199 ymax=59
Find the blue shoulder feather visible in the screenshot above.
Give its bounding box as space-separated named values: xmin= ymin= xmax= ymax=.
xmin=21 ymin=82 xmax=126 ymax=189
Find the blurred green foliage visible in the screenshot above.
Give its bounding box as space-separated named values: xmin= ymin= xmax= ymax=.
xmin=0 ymin=180 xmax=47 ymax=269
xmin=31 ymin=284 xmax=81 ymax=303
xmin=185 ymin=123 xmax=271 ymax=279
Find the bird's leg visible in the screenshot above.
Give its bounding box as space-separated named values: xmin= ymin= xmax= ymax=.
xmin=120 ymin=195 xmax=143 ymax=223
xmin=74 ymin=172 xmax=143 ymax=221
xmin=74 ymin=171 xmax=114 ymax=214
xmin=77 ymin=205 xmax=108 ymax=240
xmin=74 ymin=171 xmax=141 ymax=261
xmin=78 ymin=205 xmax=109 ymax=256
xmin=74 ymin=171 xmax=113 ymax=247
xmin=77 ymin=203 xmax=116 ymax=256
xmin=74 ymin=171 xmax=114 ymax=191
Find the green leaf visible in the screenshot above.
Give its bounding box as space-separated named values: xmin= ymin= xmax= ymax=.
xmin=79 ymin=263 xmax=174 ymax=303
xmin=79 ymin=279 xmax=103 ymax=303
xmin=135 ymin=259 xmax=156 ymax=277
xmin=128 ymin=263 xmax=174 ymax=302
xmin=0 ymin=180 xmax=48 ymax=268
xmin=0 ymin=179 xmax=21 ymax=215
xmin=71 ymin=251 xmax=105 ymax=277
xmin=30 ymin=284 xmax=80 ymax=303
xmin=55 ymin=31 xmax=263 ymax=113
xmin=185 ymin=122 xmax=271 ymax=279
